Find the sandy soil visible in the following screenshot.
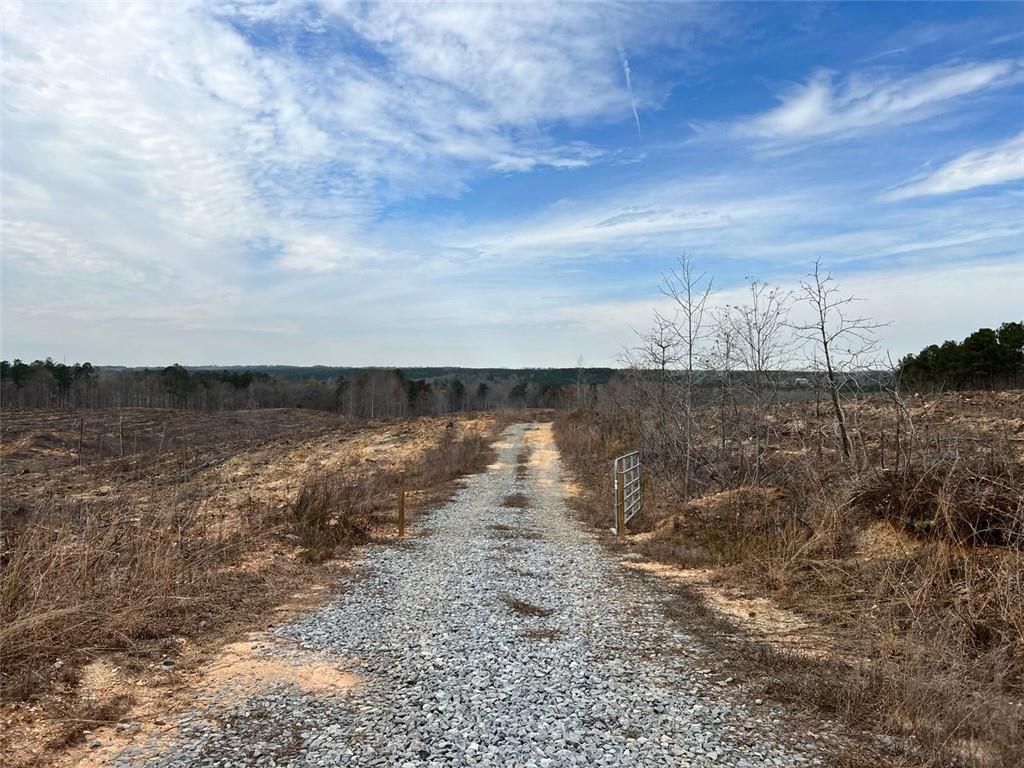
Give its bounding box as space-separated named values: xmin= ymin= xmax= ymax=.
xmin=619 ymin=559 xmax=844 ymax=660
xmin=58 ymin=577 xmax=359 ymax=768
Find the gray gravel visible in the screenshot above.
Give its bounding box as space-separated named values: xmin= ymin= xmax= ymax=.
xmin=117 ymin=423 xmax=828 ymax=767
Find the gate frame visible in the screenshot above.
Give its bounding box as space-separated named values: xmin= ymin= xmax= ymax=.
xmin=613 ymin=451 xmax=641 ymax=538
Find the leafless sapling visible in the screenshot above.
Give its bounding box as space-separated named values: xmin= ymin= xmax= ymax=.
xmin=660 ymin=255 xmax=713 ymax=498
xmin=722 ymin=279 xmax=793 ymax=481
xmin=791 ymin=259 xmax=887 ymax=461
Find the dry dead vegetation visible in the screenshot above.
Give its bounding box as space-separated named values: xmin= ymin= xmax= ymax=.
xmin=556 ymin=391 xmax=1023 ymax=768
xmin=0 ymin=407 xmax=502 ymax=766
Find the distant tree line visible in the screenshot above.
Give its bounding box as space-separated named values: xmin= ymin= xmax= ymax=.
xmin=7 ymin=319 xmax=1018 ymax=416
xmin=153 ymin=364 xmax=617 ymax=386
xmin=0 ymin=359 xmax=580 ymax=415
xmin=1 ymin=358 xmax=97 ymax=407
xmin=898 ymin=322 xmax=1024 ymax=390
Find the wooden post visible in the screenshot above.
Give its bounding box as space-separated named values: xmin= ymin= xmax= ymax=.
xmin=398 ymin=471 xmax=406 ymax=537
xmin=78 ymin=418 xmax=84 ymax=466
xmin=119 ymin=416 xmax=124 ymax=457
xmin=616 ymin=469 xmax=626 ymax=539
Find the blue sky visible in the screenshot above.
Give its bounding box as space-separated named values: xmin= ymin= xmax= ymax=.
xmin=2 ymin=1 xmax=1022 ymax=366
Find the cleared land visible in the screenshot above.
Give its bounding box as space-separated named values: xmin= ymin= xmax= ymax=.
xmin=1 ymin=408 xmax=502 ymax=766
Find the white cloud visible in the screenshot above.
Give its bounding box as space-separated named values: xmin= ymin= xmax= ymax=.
xmin=0 ymin=0 xmax=673 ymax=307
xmin=1 ymin=0 xmax=721 ymax=364
xmin=336 ymin=3 xmax=631 ymax=125
xmin=884 ymin=130 xmax=1024 ymax=200
xmin=452 ymin=174 xmax=811 ymax=262
xmin=734 ymin=59 xmax=1020 ymax=141
xmin=273 ymin=230 xmax=393 ymax=273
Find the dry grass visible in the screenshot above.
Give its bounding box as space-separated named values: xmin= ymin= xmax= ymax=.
xmin=854 ymin=462 xmax=1022 ymax=549
xmin=0 ymin=414 xmax=502 ymax=708
xmin=46 ymin=693 xmax=135 ymax=749
xmin=0 ymin=496 xmax=285 ymax=701
xmin=290 ymin=424 xmax=499 ymax=562
xmin=291 ymin=469 xmax=374 ymax=563
xmin=555 ymin=392 xmax=1024 ymax=767
xmin=0 ymin=408 xmax=355 ymax=511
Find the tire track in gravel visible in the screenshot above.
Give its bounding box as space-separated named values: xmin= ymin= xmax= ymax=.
xmin=107 ymin=423 xmax=830 ymax=767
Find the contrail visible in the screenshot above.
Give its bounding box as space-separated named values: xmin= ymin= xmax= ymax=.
xmin=618 ymin=43 xmax=641 ymax=139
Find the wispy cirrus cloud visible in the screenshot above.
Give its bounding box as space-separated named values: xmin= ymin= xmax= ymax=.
xmin=462 ymin=194 xmax=797 ymax=260
xmin=731 ymin=59 xmax=1020 ymax=142
xmin=449 ymin=168 xmax=1023 ymax=277
xmin=884 ymin=130 xmax=1024 ymax=200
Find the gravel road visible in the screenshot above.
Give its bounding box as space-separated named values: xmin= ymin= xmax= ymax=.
xmin=114 ymin=423 xmax=827 ymax=767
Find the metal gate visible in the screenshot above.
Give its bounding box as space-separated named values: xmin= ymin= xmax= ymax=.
xmin=613 ymin=451 xmax=641 ymax=537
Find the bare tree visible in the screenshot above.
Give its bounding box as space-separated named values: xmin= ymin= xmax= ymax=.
xmin=706 ymin=307 xmax=738 ymax=465
xmin=792 ymin=259 xmax=887 ymax=461
xmin=638 ymin=312 xmax=680 ymax=407
xmin=661 ymin=255 xmax=713 ymax=498
xmin=618 ymin=256 xmax=714 ymax=499
xmin=722 ymin=279 xmax=793 ymax=481
xmin=618 ymin=316 xmax=679 ymax=489
xmin=875 ymin=351 xmax=916 ymax=473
